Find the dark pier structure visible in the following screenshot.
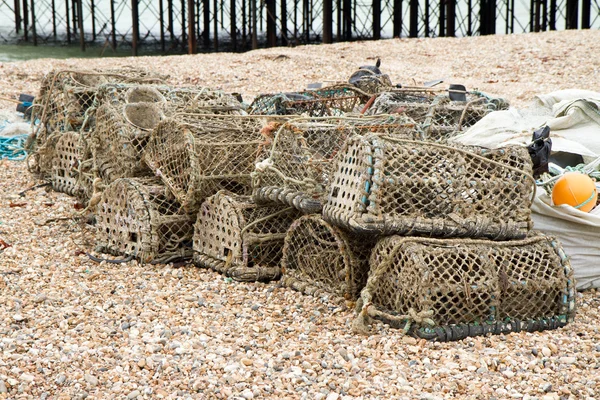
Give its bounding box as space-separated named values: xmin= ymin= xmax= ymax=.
xmin=1 ymin=0 xmax=598 ymax=55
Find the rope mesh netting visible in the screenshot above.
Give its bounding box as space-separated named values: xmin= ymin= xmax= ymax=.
xmin=28 ymin=68 xmax=167 ymax=178
xmin=353 ymin=234 xmax=576 ymax=341
xmin=144 ymin=115 xmax=266 ymax=212
xmin=95 ymin=177 xmax=194 ymax=263
xmin=249 ymin=85 xmax=370 ymax=116
xmin=51 ymin=131 xmax=94 ymax=203
xmin=252 ymin=115 xmax=420 ymax=214
xmin=366 ymin=91 xmax=509 ymax=141
xmin=281 ymin=215 xmax=374 ymax=300
xmin=323 ymin=134 xmax=534 ymax=240
xmin=193 ymin=190 xmax=301 ymax=281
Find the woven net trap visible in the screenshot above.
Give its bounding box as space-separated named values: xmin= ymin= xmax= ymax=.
xmin=323 ymin=135 xmax=535 ymax=240
xmin=281 ymin=215 xmax=374 ymax=300
xmin=193 ymin=190 xmax=301 ymax=282
xmin=144 ymin=115 xmax=266 ymax=212
xmin=27 ymin=68 xmax=166 ymax=178
xmin=92 ymin=85 xmax=243 ymax=184
xmin=252 ymin=115 xmax=419 ymax=214
xmin=248 ymin=85 xmax=370 ymax=116
xmin=353 ymin=234 xmax=576 ymax=341
xmin=51 ymin=131 xmax=94 ymax=203
xmin=366 ymin=90 xmax=509 ymax=141
xmin=95 ymin=178 xmax=194 ymax=263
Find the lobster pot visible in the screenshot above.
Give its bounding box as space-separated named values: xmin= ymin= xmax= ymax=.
xmin=51 ymin=131 xmax=94 ymax=202
xmin=355 ymin=235 xmax=576 ymax=341
xmin=323 ymin=134 xmax=534 ymax=240
xmin=249 ymin=85 xmax=368 ymax=116
xmin=367 ymin=92 xmax=509 ymax=141
xmin=95 ymin=178 xmax=194 ymax=263
xmin=253 ymin=116 xmax=418 ymax=214
xmin=33 ymin=68 xmax=166 ymax=142
xmin=144 ymin=116 xmax=265 ymax=212
xmin=281 ymin=215 xmax=373 ymax=300
xmin=92 ymin=102 xmax=163 ymax=183
xmin=29 ymin=68 xmax=166 ymax=178
xmin=193 ymin=191 xmax=301 ymax=281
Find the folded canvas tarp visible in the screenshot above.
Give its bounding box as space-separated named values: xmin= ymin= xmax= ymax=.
xmin=452 ymin=89 xmax=600 ymax=289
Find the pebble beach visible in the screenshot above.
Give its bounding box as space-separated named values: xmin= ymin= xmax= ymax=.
xmin=0 ymin=29 xmax=599 ymax=399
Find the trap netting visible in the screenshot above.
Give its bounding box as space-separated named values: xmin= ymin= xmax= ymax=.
xmin=92 ymin=85 xmax=244 ymax=184
xmin=92 ymin=101 xmax=162 ymax=183
xmin=353 ymin=234 xmax=576 ymax=341
xmin=323 ymin=135 xmax=535 ymax=240
xmin=249 ymin=85 xmax=369 ymax=116
xmin=193 ymin=190 xmax=301 ymax=281
xmin=252 ymin=115 xmax=419 ymax=214
xmin=51 ymin=131 xmax=94 ymax=203
xmin=94 ymin=84 xmax=244 ymax=115
xmin=144 ymin=116 xmax=267 ymax=212
xmin=95 ymin=178 xmax=194 ymax=263
xmin=366 ymin=91 xmax=509 ymax=141
xmin=28 ymin=68 xmax=166 ymax=177
xmin=281 ymin=215 xmax=374 ymax=300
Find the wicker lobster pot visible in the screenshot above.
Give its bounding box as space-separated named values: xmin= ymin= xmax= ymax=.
xmin=144 ymin=116 xmax=266 ymax=212
xmin=367 ymin=91 xmax=509 ymax=141
xmin=92 ymin=101 xmax=162 ymax=183
xmin=51 ymin=131 xmax=94 ymax=202
xmin=323 ymin=134 xmax=534 ymax=240
xmin=249 ymin=85 xmax=369 ymax=116
xmin=354 ymin=234 xmax=576 ymax=341
xmin=281 ymin=215 xmax=374 ymax=300
xmin=252 ymin=115 xmax=419 ymax=214
xmin=193 ymin=191 xmax=301 ymax=281
xmin=95 ymin=178 xmax=194 ymax=263
xmin=28 ymin=68 xmax=166 ymax=178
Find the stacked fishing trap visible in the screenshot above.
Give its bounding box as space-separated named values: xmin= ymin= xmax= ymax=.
xmin=26 ymin=64 xmax=576 ymax=341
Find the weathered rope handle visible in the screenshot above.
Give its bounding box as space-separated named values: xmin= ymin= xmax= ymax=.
xmin=239 ymin=206 xmax=294 ymax=236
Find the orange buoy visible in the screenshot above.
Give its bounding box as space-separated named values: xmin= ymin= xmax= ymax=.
xmin=552 ymin=172 xmax=598 ymax=213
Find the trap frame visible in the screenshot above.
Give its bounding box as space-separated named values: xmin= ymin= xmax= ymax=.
xmin=281 ymin=215 xmax=374 ymax=300
xmin=144 ymin=115 xmax=267 ymax=212
xmin=353 ymin=234 xmax=576 ymax=341
xmin=95 ymin=178 xmax=194 ymax=263
xmin=252 ymin=115 xmax=419 ymax=214
xmin=323 ymin=134 xmax=535 ymax=240
xmin=193 ymin=190 xmax=301 ymax=281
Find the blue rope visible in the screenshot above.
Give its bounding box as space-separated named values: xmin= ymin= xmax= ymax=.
xmin=0 ymin=134 xmax=28 ymax=161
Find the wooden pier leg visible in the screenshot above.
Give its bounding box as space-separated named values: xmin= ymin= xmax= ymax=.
xmin=214 ymin=0 xmax=219 ymax=50
xmin=323 ymin=0 xmax=333 ymax=43
xmin=132 ymin=0 xmax=139 ymax=56
xmin=110 ymin=0 xmax=116 ymax=49
xmin=51 ymin=0 xmax=57 ymax=38
xmin=159 ymin=0 xmax=165 ymax=51
xmin=22 ymin=0 xmax=28 ymax=41
xmin=203 ymin=0 xmax=210 ymax=47
xmin=66 ymin=0 xmax=71 ymax=43
xmin=30 ymin=0 xmax=37 ymax=45
xmin=14 ymin=0 xmax=21 ymax=34
xmin=409 ymin=0 xmax=418 ymax=37
xmin=231 ymin=0 xmax=238 ymax=50
xmin=188 ymin=0 xmax=196 ymax=53
xmin=78 ymin=0 xmax=85 ymax=51
xmin=393 ymin=0 xmax=402 ymax=37
xmin=266 ymin=0 xmax=276 ymax=46
xmin=373 ymin=0 xmax=381 ymax=40
xmin=251 ymin=0 xmax=257 ymax=49
xmin=281 ymin=0 xmax=287 ymax=45
xmin=447 ymin=0 xmax=455 ymax=36
xmin=581 ymin=0 xmax=591 ymax=29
